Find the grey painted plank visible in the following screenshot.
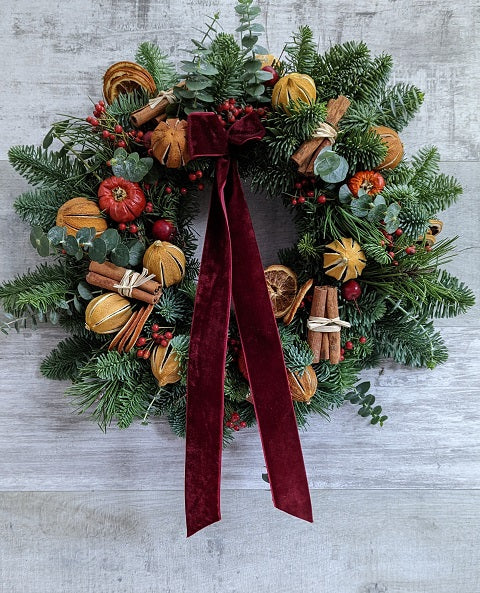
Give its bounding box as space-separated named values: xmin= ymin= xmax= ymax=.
xmin=0 ymin=0 xmax=479 ymax=159
xmin=0 ymin=490 xmax=479 ymax=593
xmin=0 ymin=324 xmax=478 ymax=490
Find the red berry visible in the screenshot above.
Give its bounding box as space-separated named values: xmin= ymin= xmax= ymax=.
xmin=142 ymin=350 xmax=151 ymax=360
xmin=232 ymin=108 xmax=241 ymax=117
xmin=90 ymin=118 xmax=99 ymax=127
xmin=233 ymin=425 xmax=240 ymax=432
xmin=117 ymin=140 xmax=126 ymax=148
xmin=226 ymin=421 xmax=233 ymax=428
xmin=165 ymin=186 xmax=172 ymax=194
xmin=160 ymin=339 xmax=168 ymax=347
xmin=317 ymin=195 xmax=327 ymax=204
xmin=151 ymin=323 xmax=160 ymax=333
xmin=137 ymin=349 xmax=145 ymax=358
xmin=180 ymin=187 xmax=188 ymax=196
xmin=294 ymin=182 xmax=302 ymax=190
xmin=152 ymin=332 xmax=160 ymax=340
xmin=145 ymin=202 xmax=153 ymax=213
xmin=118 ymin=223 xmax=126 ymax=231
xmin=188 ymin=173 xmax=197 ymax=182
xmin=425 ymin=245 xmax=432 ymax=252
xmin=229 ymin=98 xmax=236 ymax=105
xmin=359 ymin=336 xmax=367 ymax=344
xmin=341 ymin=279 xmax=362 ymax=301
xmin=86 ymin=116 xmax=92 ymax=123
xmin=114 ymin=124 xmax=123 ymax=133
xmin=165 ymin=331 xmax=173 ymax=340
xmin=136 ymin=130 xmax=144 ymax=139
xmin=197 ymin=183 xmax=205 ymax=191
xmin=102 ymin=130 xmax=110 ymax=139
xmin=393 ymin=260 xmax=399 ymax=266
xmin=395 ymin=228 xmax=403 ymax=236
xmin=345 ymin=341 xmax=354 ymax=350
xmin=340 ymin=348 xmax=345 ymax=355
xmin=298 ymin=196 xmax=306 ymax=204
xmin=291 ymin=198 xmax=297 ymax=206
xmin=158 ymin=334 xmax=165 ymax=341
xmin=256 ymin=107 xmax=265 ymax=117
xmin=261 ymin=65 xmax=280 ymax=87
xmin=240 ymin=421 xmax=247 ymax=428
xmin=340 ymin=355 xmax=345 ymax=362
xmin=106 ymin=161 xmax=111 ymax=167
xmin=380 ymin=240 xmax=385 ymax=246
xmin=231 ymin=412 xmax=240 ymax=422
xmin=307 ymin=190 xmax=315 ymax=198
xmin=152 ymin=219 xmax=176 ymax=241
xmin=388 ymin=251 xmax=395 ymax=258
xmin=109 ymin=133 xmax=115 ymax=141
xmin=136 ymin=336 xmax=147 ymax=347
xmin=195 ymin=170 xmax=203 ymax=179
xmin=99 ymin=100 xmax=105 ymax=107
xmin=405 ymin=246 xmax=416 ymax=255
xmin=148 ymin=148 xmax=153 ymax=156
xmin=129 ymin=224 xmax=138 ymax=234
xmin=244 ymin=105 xmax=254 ymax=114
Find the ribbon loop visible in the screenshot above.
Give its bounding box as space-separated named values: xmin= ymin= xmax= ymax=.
xmin=185 ymin=111 xmax=313 ymax=537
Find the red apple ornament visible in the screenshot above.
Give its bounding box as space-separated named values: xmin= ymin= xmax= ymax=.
xmin=152 ymin=219 xmax=176 ymax=241
xmin=261 ymin=66 xmax=279 ymax=87
xmin=341 ymin=279 xmax=362 ymax=301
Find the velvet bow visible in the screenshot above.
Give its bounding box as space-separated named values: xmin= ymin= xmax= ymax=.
xmin=185 ymin=111 xmax=313 ymax=536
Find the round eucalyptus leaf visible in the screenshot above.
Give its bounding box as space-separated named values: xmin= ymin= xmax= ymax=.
xmin=37 ymin=234 xmax=51 ymax=257
xmin=49 ymin=310 xmax=60 ymax=325
xmin=128 ymin=240 xmax=145 ymax=267
xmin=65 ymin=235 xmax=80 ymax=256
xmin=77 ymin=280 xmax=94 ymax=301
xmin=47 ymin=226 xmax=67 ymax=246
xmin=76 ymin=227 xmax=96 ymax=245
xmin=314 ymin=149 xmax=341 ymax=177
xmin=338 ymin=184 xmax=353 ymax=204
xmin=101 ymin=228 xmax=120 ymax=252
xmin=110 ymin=243 xmax=130 ymax=267
xmin=89 ymin=238 xmax=108 ymax=263
xmin=320 ymin=155 xmax=349 ymax=184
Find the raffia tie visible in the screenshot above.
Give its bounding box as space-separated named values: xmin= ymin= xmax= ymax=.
xmin=312 ymin=122 xmax=338 ymax=143
xmin=113 ymin=268 xmax=156 ymax=298
xmin=307 ymin=315 xmax=351 ymax=333
xmin=148 ymin=89 xmax=177 ymax=109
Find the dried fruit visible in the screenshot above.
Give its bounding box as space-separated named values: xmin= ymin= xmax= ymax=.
xmin=271 ymin=73 xmax=316 ymax=113
xmin=264 ymin=265 xmax=298 ymax=318
xmin=103 ymin=61 xmax=156 ymax=105
xmin=151 ymin=343 xmax=181 ymax=386
xmin=143 ymin=241 xmax=186 ymax=287
xmin=372 ymin=126 xmax=404 ymax=169
xmin=283 ymin=278 xmax=314 ymax=325
xmin=347 ymin=170 xmax=385 ymax=197
xmin=85 ymin=292 xmax=133 ymax=334
xmin=56 ymin=197 xmax=107 ymax=237
xmin=287 ymin=365 xmax=318 ymax=402
xmin=151 ymin=118 xmax=190 ymax=168
xmin=323 ymin=237 xmax=367 ymax=282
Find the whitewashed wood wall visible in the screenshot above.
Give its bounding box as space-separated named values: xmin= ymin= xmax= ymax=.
xmin=0 ymin=0 xmax=479 ymax=591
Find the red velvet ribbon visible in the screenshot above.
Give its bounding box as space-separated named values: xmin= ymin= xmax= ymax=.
xmin=185 ymin=111 xmax=313 ymax=536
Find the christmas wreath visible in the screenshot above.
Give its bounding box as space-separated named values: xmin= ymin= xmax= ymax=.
xmin=0 ymin=1 xmax=474 ymax=535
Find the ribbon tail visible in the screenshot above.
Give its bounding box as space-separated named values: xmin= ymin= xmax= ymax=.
xmin=185 ymin=158 xmax=232 ymax=537
xmin=226 ymin=163 xmax=313 ymax=524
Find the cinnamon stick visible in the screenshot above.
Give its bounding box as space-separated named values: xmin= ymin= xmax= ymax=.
xmin=89 ymin=261 xmax=160 ymax=294
xmin=117 ymin=308 xmax=144 ymax=354
xmin=326 ymin=286 xmax=341 ymax=365
xmin=124 ymin=303 xmax=153 ymax=353
xmin=308 ymin=286 xmax=329 ymax=363
xmin=130 ymin=82 xmax=185 ymax=127
xmin=291 ymin=95 xmax=351 ymax=176
xmin=86 ymin=271 xmax=160 ymax=305
xmin=109 ymin=308 xmax=142 ymax=352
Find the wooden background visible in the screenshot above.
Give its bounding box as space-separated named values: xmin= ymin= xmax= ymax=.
xmin=0 ymin=0 xmax=479 ymax=591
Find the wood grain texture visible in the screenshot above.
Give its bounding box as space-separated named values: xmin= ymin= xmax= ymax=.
xmin=1 ymin=491 xmax=479 ymax=593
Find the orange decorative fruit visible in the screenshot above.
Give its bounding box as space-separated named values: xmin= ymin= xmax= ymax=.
xmin=347 ymin=170 xmax=385 ymax=197
xmin=151 ymin=344 xmax=181 ymax=386
xmin=372 ymin=126 xmax=404 ymax=170
xmin=56 ymin=197 xmax=107 ymax=237
xmin=271 ymin=73 xmax=317 ymax=113
xmin=151 ymin=118 xmax=190 ymax=169
xmin=84 ymin=292 xmax=133 ymax=334
xmin=287 ymin=365 xmax=318 ymax=402
xmin=323 ymin=237 xmax=367 ymax=282
xmin=143 ymin=241 xmax=186 ymax=287
xmin=103 ymin=61 xmax=156 ymax=105
xmin=283 ymin=278 xmax=314 ymax=325
xmin=264 ymin=265 xmax=298 ymax=318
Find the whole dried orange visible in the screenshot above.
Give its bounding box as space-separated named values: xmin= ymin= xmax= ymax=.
xmin=264 ymin=265 xmax=298 ymax=318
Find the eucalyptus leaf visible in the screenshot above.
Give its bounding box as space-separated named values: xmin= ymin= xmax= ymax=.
xmin=57 ymin=299 xmax=70 ymax=310
xmin=384 ymin=203 xmax=402 ymax=233
xmin=47 ymin=226 xmax=67 ymax=246
xmin=37 ymin=234 xmax=51 ymax=257
xmin=113 ymin=147 xmax=128 ymax=161
xmin=64 ymin=235 xmax=80 ymax=256
xmin=314 ymin=149 xmax=341 ymax=176
xmin=101 ymin=228 xmax=121 ymax=251
xmin=127 ymin=240 xmax=145 ymax=266
xmin=357 ymin=382 xmax=371 ymax=395
xmin=242 ymin=35 xmax=258 ymax=49
xmin=185 ymin=78 xmax=211 ymax=91
xmin=338 ymin=184 xmax=353 ymax=204
xmin=253 ymin=45 xmax=269 ymax=55
xmin=73 ymin=294 xmax=84 ymax=314
xmin=110 ymin=243 xmax=130 ymax=267
xmin=195 ymin=91 xmax=215 ymax=103
xmin=320 ymin=155 xmax=349 ymax=183
xmin=367 ymin=203 xmax=387 ymax=223
xmin=49 ymin=310 xmax=60 ymax=325
xmin=244 ymin=59 xmax=262 ymax=73
xmin=76 ymin=227 xmax=96 ymax=245
xmin=89 ymin=238 xmax=107 ymax=263
xmin=255 ymin=70 xmax=274 ymax=82
xmin=42 ymin=129 xmax=54 ymax=149
xmin=350 ymin=195 xmax=372 ymax=218
xmin=77 ymin=280 xmax=94 ymax=301
xmin=197 ymin=63 xmax=218 ymax=76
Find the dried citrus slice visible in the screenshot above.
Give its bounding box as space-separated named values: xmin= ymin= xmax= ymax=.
xmin=323 ymin=237 xmax=366 ymax=282
xmin=103 ymin=61 xmax=156 ymax=105
xmin=283 ymin=278 xmax=314 ymax=325
xmin=264 ymin=265 xmax=298 ymax=318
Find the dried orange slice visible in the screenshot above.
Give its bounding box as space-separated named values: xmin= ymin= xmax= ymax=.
xmin=323 ymin=237 xmax=366 ymax=282
xmin=283 ymin=278 xmax=314 ymax=325
xmin=264 ymin=265 xmax=298 ymax=318
xmin=103 ymin=61 xmax=156 ymax=105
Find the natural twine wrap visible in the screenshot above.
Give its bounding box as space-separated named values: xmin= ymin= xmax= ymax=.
xmin=307 ymin=315 xmax=351 ymax=333
xmin=113 ymin=268 xmax=156 ymax=298
xmin=148 ymin=89 xmax=177 ymax=109
xmin=312 ymin=121 xmax=338 ymax=142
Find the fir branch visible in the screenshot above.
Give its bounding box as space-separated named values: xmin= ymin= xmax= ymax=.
xmin=336 ymin=129 xmax=387 ymax=173
xmin=375 ymin=83 xmax=425 ymax=131
xmin=40 ymin=335 xmax=102 ymax=381
xmin=14 ymin=188 xmax=68 ymax=230
xmin=106 ymin=89 xmax=150 ymax=129
xmin=135 ymin=42 xmax=177 ymax=90
xmin=421 ymin=269 xmax=475 ymax=318
xmin=208 ymin=33 xmax=244 ymax=103
xmin=284 ymin=26 xmax=317 ymax=75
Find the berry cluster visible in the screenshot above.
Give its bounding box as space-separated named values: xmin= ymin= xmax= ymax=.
xmin=340 ymin=335 xmax=368 ymax=361
xmin=187 ymin=169 xmax=205 ymax=191
xmin=228 ymin=337 xmax=241 ymax=355
xmin=215 ymin=98 xmax=269 ymax=126
xmin=135 ymin=324 xmax=174 ymax=359
xmin=290 ymin=178 xmax=327 ymax=206
xmin=86 ymin=101 xmax=129 ymax=149
xmin=225 ymin=411 xmax=247 ymax=431
xmin=379 ymin=226 xmax=425 ymax=266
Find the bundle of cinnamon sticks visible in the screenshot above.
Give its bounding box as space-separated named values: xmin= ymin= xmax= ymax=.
xmin=291 ymin=95 xmax=351 ymax=176
xmin=307 ymin=286 xmax=342 ymax=364
xmin=86 ymin=261 xmax=162 ymax=305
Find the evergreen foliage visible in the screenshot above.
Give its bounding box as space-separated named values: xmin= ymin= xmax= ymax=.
xmin=135 ymin=42 xmax=177 ymax=90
